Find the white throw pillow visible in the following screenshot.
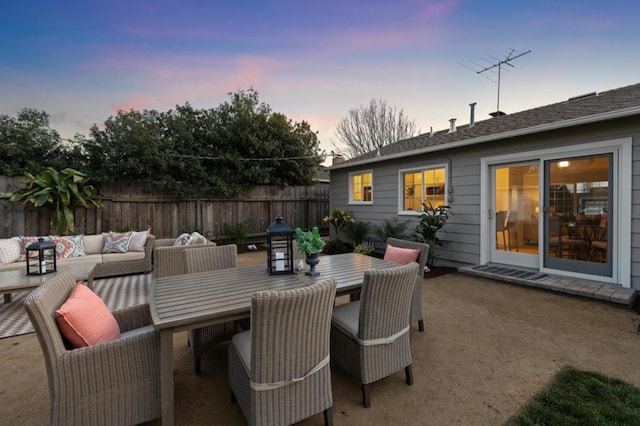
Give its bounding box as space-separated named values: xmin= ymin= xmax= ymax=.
xmin=128 ymin=229 xmax=151 ymax=252
xmin=186 ymin=231 xmax=207 ymax=245
xmin=0 ymin=238 xmax=21 ymax=264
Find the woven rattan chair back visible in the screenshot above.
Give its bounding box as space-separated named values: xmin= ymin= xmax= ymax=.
xmin=183 ymin=244 xmax=237 ymax=273
xmin=385 ymin=238 xmax=429 ymax=331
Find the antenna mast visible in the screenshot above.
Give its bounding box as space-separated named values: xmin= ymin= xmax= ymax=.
xmin=469 ymin=49 xmax=531 ymax=114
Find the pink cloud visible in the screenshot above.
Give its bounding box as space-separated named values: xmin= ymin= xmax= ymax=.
xmin=419 ymin=0 xmax=460 ymax=19
xmin=111 ymin=95 xmax=149 ymax=113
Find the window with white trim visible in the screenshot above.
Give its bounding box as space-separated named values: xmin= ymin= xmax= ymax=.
xmin=400 ymin=166 xmax=446 ymax=212
xmin=350 ymin=171 xmax=373 ymax=204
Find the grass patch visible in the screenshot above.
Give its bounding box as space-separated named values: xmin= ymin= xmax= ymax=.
xmin=506 ymin=366 xmax=640 ymax=426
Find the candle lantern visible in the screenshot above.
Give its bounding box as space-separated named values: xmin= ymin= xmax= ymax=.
xmin=266 ymin=216 xmax=294 ymax=275
xmin=26 ymin=238 xmax=57 ymax=275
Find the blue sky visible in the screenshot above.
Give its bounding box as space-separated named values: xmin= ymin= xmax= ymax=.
xmin=2 ymin=0 xmax=639 ymax=162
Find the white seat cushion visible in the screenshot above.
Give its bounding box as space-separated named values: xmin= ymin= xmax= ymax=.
xmin=232 ymin=330 xmax=252 ymax=373
xmin=331 ymin=300 xmax=360 ymax=338
xmin=102 ymin=252 xmax=145 ymax=263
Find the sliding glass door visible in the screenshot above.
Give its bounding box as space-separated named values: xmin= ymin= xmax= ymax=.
xmin=543 ymin=154 xmax=612 ymax=276
xmin=490 ymin=162 xmax=539 ymax=268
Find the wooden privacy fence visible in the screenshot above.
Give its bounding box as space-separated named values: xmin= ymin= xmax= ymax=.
xmin=0 ymin=177 xmax=330 ymax=240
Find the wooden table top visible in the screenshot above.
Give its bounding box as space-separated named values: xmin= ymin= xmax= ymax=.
xmin=0 ymin=261 xmax=98 ymax=293
xmin=306 ymin=252 xmax=398 ymax=293
xmin=151 ymin=253 xmax=396 ymax=332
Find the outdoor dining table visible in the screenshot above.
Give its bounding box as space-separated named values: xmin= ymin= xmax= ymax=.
xmin=151 ymin=252 xmax=398 ymax=425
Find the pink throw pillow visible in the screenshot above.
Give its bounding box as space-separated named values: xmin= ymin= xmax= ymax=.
xmin=383 ymin=244 xmax=420 ymax=265
xmin=56 ymin=282 xmax=120 ymax=348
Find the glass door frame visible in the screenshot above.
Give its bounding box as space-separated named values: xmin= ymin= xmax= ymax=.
xmin=542 ymin=154 xmax=613 ymax=277
xmin=479 ymin=138 xmax=632 ymax=287
xmin=489 ymin=161 xmax=540 ymax=269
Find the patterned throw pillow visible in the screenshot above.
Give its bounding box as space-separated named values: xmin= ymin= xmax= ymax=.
xmin=174 ymin=232 xmax=207 ymax=246
xmin=102 ymin=231 xmax=132 ymax=254
xmin=128 ymin=229 xmax=151 ymax=252
xmin=0 ymin=238 xmax=21 ymax=264
xmin=173 ymin=233 xmax=190 ymax=246
xmin=52 ymin=235 xmax=86 ymax=259
xmin=18 ymin=236 xmax=53 ymax=261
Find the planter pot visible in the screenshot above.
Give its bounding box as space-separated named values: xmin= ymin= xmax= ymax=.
xmin=305 ymin=253 xmax=320 ymax=276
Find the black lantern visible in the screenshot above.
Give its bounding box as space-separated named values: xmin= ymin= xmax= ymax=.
xmin=266 ymin=216 xmax=294 ymax=275
xmin=26 ymin=238 xmax=57 ymax=275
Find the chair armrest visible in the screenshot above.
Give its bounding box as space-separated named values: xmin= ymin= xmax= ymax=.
xmin=153 ymin=239 xmax=175 ymax=248
xmin=112 ymin=303 xmax=152 ymax=332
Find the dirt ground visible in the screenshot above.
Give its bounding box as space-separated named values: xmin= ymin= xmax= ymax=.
xmin=1 ymin=251 xmax=640 ymax=425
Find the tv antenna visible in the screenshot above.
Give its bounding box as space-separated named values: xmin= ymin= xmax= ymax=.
xmin=461 ymin=48 xmax=531 ymax=114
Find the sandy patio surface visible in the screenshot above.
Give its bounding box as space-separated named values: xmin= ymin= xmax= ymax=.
xmin=1 ymin=251 xmax=639 ymax=425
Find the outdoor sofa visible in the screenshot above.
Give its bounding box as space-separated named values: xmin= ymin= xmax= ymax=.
xmin=0 ymin=232 xmax=155 ymax=282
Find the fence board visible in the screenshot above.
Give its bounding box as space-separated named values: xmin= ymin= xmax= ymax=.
xmin=0 ymin=178 xmax=329 ymax=240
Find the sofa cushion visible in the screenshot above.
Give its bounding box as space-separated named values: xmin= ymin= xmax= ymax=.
xmin=102 ymin=231 xmax=132 ymax=254
xmin=0 ymin=238 xmax=21 ymax=264
xmin=0 ymin=261 xmax=25 ymax=272
xmin=55 ymin=282 xmax=120 ymax=348
xmin=83 ymin=234 xmax=105 ymax=255
xmin=56 ymin=254 xmax=102 ymax=266
xmin=128 ymin=229 xmax=151 ymax=252
xmin=102 ymin=251 xmax=145 ymax=263
xmin=52 ymin=235 xmax=86 ymax=259
xmin=383 ymin=244 xmax=420 ymax=265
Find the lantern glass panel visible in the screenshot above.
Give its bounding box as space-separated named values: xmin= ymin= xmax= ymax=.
xmin=26 ymin=239 xmax=57 ymax=275
xmin=266 ymin=216 xmax=294 ymax=275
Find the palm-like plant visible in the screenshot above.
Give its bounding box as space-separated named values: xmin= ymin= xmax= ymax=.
xmin=322 ymin=208 xmax=354 ymax=242
xmin=10 ymin=167 xmax=103 ymax=235
xmin=414 ymin=202 xmax=452 ymax=266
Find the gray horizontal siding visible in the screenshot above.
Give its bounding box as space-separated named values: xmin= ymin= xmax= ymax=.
xmin=331 ymin=118 xmax=640 ymax=288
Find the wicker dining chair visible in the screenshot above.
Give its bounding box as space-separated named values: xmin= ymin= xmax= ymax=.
xmin=183 ymin=244 xmax=240 ymax=374
xmin=228 ymin=279 xmax=337 ymax=426
xmin=23 ymin=271 xmax=161 ymax=426
xmin=385 ymin=238 xmax=430 ymax=332
xmin=330 ymin=262 xmax=418 ymax=408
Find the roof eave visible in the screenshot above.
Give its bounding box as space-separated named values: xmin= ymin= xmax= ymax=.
xmin=329 ymin=105 xmax=640 ymax=170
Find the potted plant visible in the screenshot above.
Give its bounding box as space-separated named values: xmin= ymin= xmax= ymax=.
xmin=414 ymin=202 xmax=452 ymax=267
xmin=295 ymin=226 xmax=326 ymax=276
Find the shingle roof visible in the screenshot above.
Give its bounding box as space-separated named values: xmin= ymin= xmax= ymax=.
xmin=338 ymin=82 xmax=640 ymax=166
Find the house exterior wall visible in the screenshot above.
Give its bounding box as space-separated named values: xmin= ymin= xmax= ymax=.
xmin=329 ymin=116 xmax=640 ymax=289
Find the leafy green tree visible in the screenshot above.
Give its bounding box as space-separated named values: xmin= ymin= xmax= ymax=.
xmin=82 ymin=89 xmax=323 ymax=196
xmin=84 ymin=109 xmax=169 ymax=186
xmin=209 ymin=89 xmax=322 ymax=188
xmin=10 ymin=167 xmax=103 ymax=235
xmin=0 ymin=108 xmax=66 ymax=175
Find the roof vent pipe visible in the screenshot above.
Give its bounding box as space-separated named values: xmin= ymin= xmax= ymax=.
xmin=469 ymin=102 xmax=476 ymax=127
xmin=448 ymin=118 xmax=457 ymax=133
xmin=429 ymin=126 xmax=433 ymax=137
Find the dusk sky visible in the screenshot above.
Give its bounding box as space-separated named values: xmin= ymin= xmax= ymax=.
xmin=2 ymin=0 xmax=639 ymax=163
